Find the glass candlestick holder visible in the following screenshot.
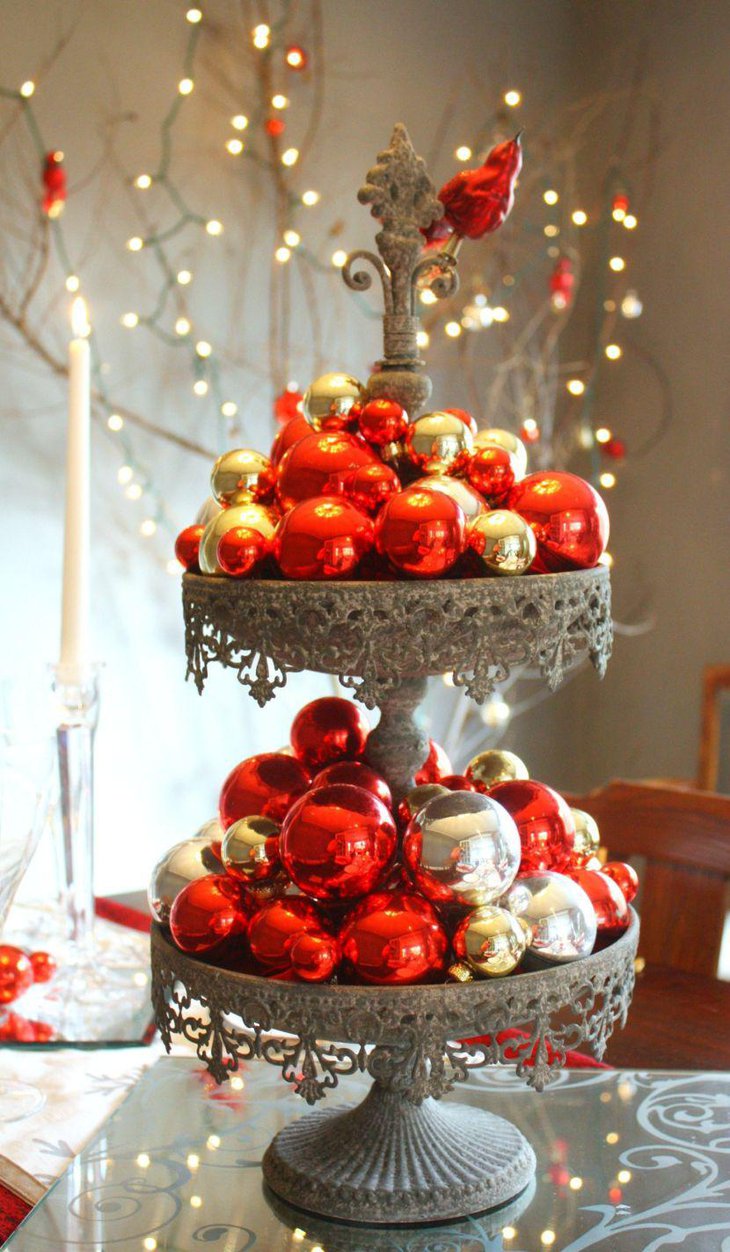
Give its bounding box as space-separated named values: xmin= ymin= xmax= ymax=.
xmin=53 ymin=663 xmax=100 ymax=954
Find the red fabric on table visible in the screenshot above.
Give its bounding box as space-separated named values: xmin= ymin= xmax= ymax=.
xmin=464 ymin=1027 xmax=610 ymax=1070
xmin=0 ymin=1185 xmax=31 ymax=1245
xmin=94 ymin=897 xmax=151 ymax=933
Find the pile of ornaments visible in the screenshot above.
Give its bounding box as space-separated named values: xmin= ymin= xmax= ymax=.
xmin=150 ymin=697 xmax=636 ymax=985
xmin=174 ymin=372 xmax=610 ymax=582
xmin=0 ymin=945 xmax=57 ymax=1041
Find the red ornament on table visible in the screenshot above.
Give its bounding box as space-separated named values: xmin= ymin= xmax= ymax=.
xmin=276 ymin=431 xmax=377 ymax=510
xmin=342 ymin=462 xmax=401 ymax=515
xmin=175 ymin=524 xmax=205 ymax=572
xmin=290 ymin=697 xmax=370 ymax=770
xmin=312 ymin=760 xmax=392 ymax=809
xmin=357 ymin=398 xmax=408 ymax=446
xmin=466 ymin=444 xmax=516 ymax=502
xmin=280 ymin=784 xmax=397 ymax=902
xmin=274 ymin=388 xmax=304 ymax=425
xmin=274 ymin=496 xmax=374 ymax=580
xmin=289 ymin=931 xmax=341 ymax=982
xmin=248 ymin=897 xmax=325 ymax=972
xmin=271 ymin=413 xmax=311 ymax=465
xmin=42 ymin=150 xmax=66 ymax=218
xmin=507 ymin=471 xmax=609 ymax=571
xmin=414 ymin=738 xmax=453 ymax=785
xmin=426 ymin=134 xmax=523 ymax=244
xmin=0 ymin=946 xmax=34 ymax=1004
xmin=601 ymin=861 xmax=639 ymax=904
xmin=29 ymin=952 xmax=57 ymax=983
xmin=219 ymin=753 xmax=311 ymax=828
xmin=446 ymin=408 xmax=479 ymax=437
xmin=489 ymin=779 xmax=576 ymax=872
xmin=169 ymin=875 xmax=250 ymax=955
xmin=217 ymin=526 xmax=270 ymax=577
xmin=567 ymin=868 xmax=630 ymax=939
xmin=340 ymin=890 xmax=448 ymax=985
xmin=374 ymin=486 xmax=466 ymax=578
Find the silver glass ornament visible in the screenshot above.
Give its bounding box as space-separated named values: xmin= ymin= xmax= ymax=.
xmin=503 ymin=871 xmax=597 ymax=963
xmin=148 ymin=820 xmax=224 ymax=924
xmin=403 ymin=790 xmax=521 ymax=907
xmin=412 ymin=475 xmax=486 ymax=520
xmin=195 ymin=495 xmax=223 ymax=526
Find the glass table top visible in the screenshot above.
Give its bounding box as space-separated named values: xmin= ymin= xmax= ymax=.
xmin=6 ymin=1058 xmax=730 ymax=1250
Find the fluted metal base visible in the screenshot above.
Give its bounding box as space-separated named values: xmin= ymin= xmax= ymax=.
xmin=262 ymin=1081 xmax=536 ymax=1224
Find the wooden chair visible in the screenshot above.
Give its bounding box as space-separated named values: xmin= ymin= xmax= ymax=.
xmin=698 ymin=664 xmax=730 ymax=791
xmin=567 ymin=780 xmax=730 ymax=978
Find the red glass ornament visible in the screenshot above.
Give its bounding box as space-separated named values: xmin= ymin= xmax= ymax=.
xmin=604 ymin=437 xmax=626 ymax=461
xmin=0 ymin=1011 xmax=37 ymax=1042
xmin=507 ymin=471 xmax=610 ymax=571
xmin=248 ymin=897 xmax=324 ymax=971
xmin=340 ymin=890 xmax=448 ymax=985
xmin=466 ymin=445 xmax=516 ymax=502
xmin=219 ymin=752 xmax=311 ymax=828
xmin=274 ymin=495 xmax=374 ymax=580
xmin=601 ymin=861 xmax=639 ymax=904
xmin=313 ymin=760 xmax=392 ymax=809
xmin=217 ymin=526 xmax=270 ymax=577
xmin=175 ymin=524 xmax=205 ymax=572
xmin=428 ymin=135 xmax=522 ymax=242
xmin=358 ymin=399 xmax=408 ymax=446
xmin=440 ymin=774 xmax=477 ymax=792
xmin=265 ymin=117 xmax=285 ymax=137
xmin=274 ymin=389 xmax=304 ymax=425
xmin=271 ymin=413 xmax=311 ymax=465
xmin=414 ymin=738 xmax=453 ymax=785
xmin=281 ymin=784 xmax=396 ymax=901
xmin=342 ymin=462 xmax=401 ymax=515
xmin=169 ymin=875 xmax=249 ymax=954
xmin=374 ymin=487 xmax=466 ymax=578
xmin=489 ymin=779 xmax=576 ymax=872
xmin=291 ymin=697 xmax=370 ymax=769
xmin=29 ymin=951 xmax=56 ymax=983
xmin=289 ymin=930 xmax=340 ymax=982
xmin=276 ymin=431 xmax=377 ymax=511
xmin=42 ymin=151 xmax=66 ymax=218
xmin=285 ymin=44 xmax=308 ymax=70
xmin=568 ymin=868 xmax=630 ymax=938
xmin=30 ymin=1020 xmax=57 ymax=1042
xmin=446 ymin=408 xmax=479 ymax=437
xmin=549 ymin=256 xmax=574 ymax=309
xmin=0 ymin=946 xmax=33 ymax=1004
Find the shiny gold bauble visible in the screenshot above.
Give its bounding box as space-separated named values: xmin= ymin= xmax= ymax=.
xmin=147 ymin=818 xmax=224 ymax=925
xmin=199 ymin=503 xmax=279 ymax=575
xmin=221 ymin=814 xmax=281 ymax=880
xmin=474 ymin=427 xmax=528 ymax=480
xmin=302 ymin=372 xmax=365 ymax=431
xmin=453 ymin=904 xmax=531 ymax=978
xmin=405 ymin=411 xmax=474 ymax=475
xmin=468 ymin=509 xmax=536 ymax=575
xmin=466 ymin=748 xmax=529 ymax=791
xmin=397 ymin=782 xmax=450 ymax=826
xmin=210 ymin=449 xmax=274 ymax=506
xmin=570 ymin=807 xmax=601 ymax=866
xmin=412 ymin=475 xmax=486 ymax=521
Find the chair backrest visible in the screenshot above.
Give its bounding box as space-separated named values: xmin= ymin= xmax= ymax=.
xmin=698 ymin=664 xmax=730 ymax=791
xmin=567 ymin=780 xmax=730 ymax=977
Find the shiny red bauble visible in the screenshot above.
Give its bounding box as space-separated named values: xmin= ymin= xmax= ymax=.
xmin=291 ymin=697 xmax=370 ymax=769
xmin=0 ymin=946 xmax=34 ymax=1004
xmin=29 ymin=951 xmax=57 ymax=983
xmin=289 ymin=931 xmax=341 ymax=982
xmin=340 ymin=890 xmax=448 ymax=985
xmin=358 ymin=398 xmax=408 ymax=446
xmin=276 ymin=431 xmax=377 ymax=511
xmin=274 ymin=496 xmax=374 ymax=580
xmin=248 ymin=897 xmax=325 ymax=972
xmin=271 ymin=413 xmax=311 ymax=465
xmin=217 ymin=526 xmax=270 ymax=577
xmin=440 ymin=774 xmax=477 ymax=792
xmin=374 ymin=486 xmax=466 ymax=578
xmin=280 ymin=784 xmax=397 ymax=902
xmin=175 ymin=524 xmax=205 ymax=572
xmin=342 ymin=462 xmax=401 ymax=515
xmin=274 ymin=388 xmax=303 ymax=425
xmin=312 ymin=760 xmax=392 ymax=809
xmin=446 ymin=408 xmax=479 ymax=437
xmin=466 ymin=445 xmax=516 ymax=502
xmin=567 ymin=868 xmax=630 ymax=938
xmin=601 ymin=861 xmax=639 ymax=904
xmin=169 ymin=875 xmax=249 ymax=955
xmin=219 ymin=752 xmax=311 ymax=828
xmin=414 ymin=738 xmax=453 ymax=785
xmin=507 ymin=472 xmax=609 ymax=571
xmin=489 ymin=779 xmax=576 ymax=872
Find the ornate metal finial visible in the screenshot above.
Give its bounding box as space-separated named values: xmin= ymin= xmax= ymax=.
xmin=342 ymin=124 xmax=459 ymax=415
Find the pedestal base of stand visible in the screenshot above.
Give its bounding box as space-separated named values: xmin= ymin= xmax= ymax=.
xmin=262 ymin=1082 xmax=536 ymax=1225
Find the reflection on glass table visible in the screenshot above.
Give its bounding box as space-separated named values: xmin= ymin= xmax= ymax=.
xmin=5 ymin=1058 xmax=730 ymax=1250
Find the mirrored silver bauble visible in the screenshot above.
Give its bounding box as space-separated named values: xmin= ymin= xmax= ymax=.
xmin=503 ymin=871 xmax=597 ymax=963
xmin=403 ymin=790 xmax=521 ymax=907
xmin=148 ymin=820 xmax=224 ymax=924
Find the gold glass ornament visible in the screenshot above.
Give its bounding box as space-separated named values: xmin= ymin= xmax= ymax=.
xmin=147 ymin=818 xmax=224 ymax=925
xmin=199 ymin=503 xmax=279 ymax=575
xmin=405 ymin=411 xmax=474 ymax=475
xmin=570 ymin=807 xmax=601 ymax=866
xmin=221 ymin=814 xmax=281 ymax=881
xmin=397 ymin=782 xmax=450 ymax=826
xmin=466 ymin=748 xmax=529 ymax=791
xmin=412 ymin=476 xmax=486 ymax=520
xmin=403 ymin=790 xmax=521 ymax=907
xmin=210 ymin=449 xmax=274 ymax=506
xmin=474 ymin=427 xmax=528 ymax=480
xmin=453 ymin=904 xmax=531 ymax=978
xmin=302 ymin=372 xmax=365 ymax=430
xmin=468 ymin=510 xmax=536 ymax=575
xmin=504 ymin=870 xmax=597 ymax=962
